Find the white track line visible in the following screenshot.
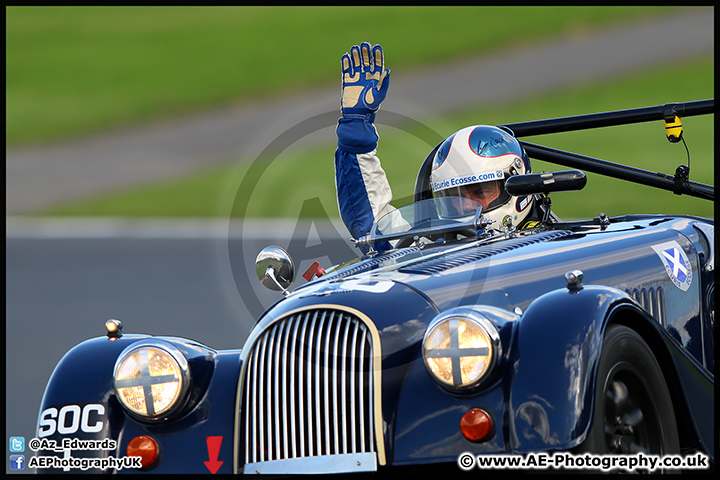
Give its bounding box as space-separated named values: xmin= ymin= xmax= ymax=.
xmin=6 ymin=216 xmax=351 ymax=240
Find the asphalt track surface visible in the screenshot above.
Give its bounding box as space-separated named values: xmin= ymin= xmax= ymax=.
xmin=5 ymin=9 xmax=714 ymax=474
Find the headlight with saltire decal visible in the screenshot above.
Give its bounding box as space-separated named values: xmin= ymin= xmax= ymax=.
xmin=422 ymin=308 xmax=502 ymax=391
xmin=113 ymin=340 xmax=190 ymax=420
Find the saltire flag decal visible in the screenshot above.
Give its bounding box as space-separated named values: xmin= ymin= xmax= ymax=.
xmin=652 ymin=241 xmax=693 ymax=291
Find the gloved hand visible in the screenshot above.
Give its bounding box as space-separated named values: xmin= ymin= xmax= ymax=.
xmin=341 ymin=42 xmax=390 ymax=122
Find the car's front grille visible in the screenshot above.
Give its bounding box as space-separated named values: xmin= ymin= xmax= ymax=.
xmin=242 ymin=308 xmax=379 ymax=471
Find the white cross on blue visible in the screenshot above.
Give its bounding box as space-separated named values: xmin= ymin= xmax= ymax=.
xmin=653 ymin=241 xmax=692 ymax=292
xmin=662 ymin=247 xmax=688 ymax=283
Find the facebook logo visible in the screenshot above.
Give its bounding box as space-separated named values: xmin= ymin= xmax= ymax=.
xmin=9 ymin=454 xmax=25 ymax=471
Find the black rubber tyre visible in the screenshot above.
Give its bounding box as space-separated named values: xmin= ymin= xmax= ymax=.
xmin=578 ymin=324 xmax=679 ymax=471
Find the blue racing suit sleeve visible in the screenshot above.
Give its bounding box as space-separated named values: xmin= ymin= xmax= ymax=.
xmin=335 ymin=117 xmax=378 ymax=239
xmin=335 ymin=117 xmax=394 ymax=252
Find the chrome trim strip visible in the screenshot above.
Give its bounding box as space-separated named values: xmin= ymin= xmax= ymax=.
xmin=314 ymin=311 xmax=324 ymax=456
xmin=349 ymin=320 xmax=359 ymax=453
xmin=244 ymin=452 xmax=377 ymax=475
xmin=359 ymin=327 xmax=368 ymax=452
xmin=267 ymin=323 xmax=277 ymax=460
xmin=340 ymin=319 xmax=350 ymax=453
xmin=322 ymin=312 xmax=331 ymax=455
xmin=288 ymin=317 xmax=299 ymax=459
xmin=296 ymin=312 xmax=308 ymax=458
xmin=257 ymin=329 xmax=268 ymax=462
xmin=307 ymin=310 xmax=318 ymax=456
xmin=245 ymin=346 xmax=258 ymax=461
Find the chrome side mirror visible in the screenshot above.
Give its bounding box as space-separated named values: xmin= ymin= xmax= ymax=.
xmin=255 ymin=246 xmax=295 ymax=295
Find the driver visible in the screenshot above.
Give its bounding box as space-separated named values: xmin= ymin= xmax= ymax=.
xmin=335 ymin=42 xmax=548 ymax=249
xmin=430 ymin=124 xmax=536 ymax=224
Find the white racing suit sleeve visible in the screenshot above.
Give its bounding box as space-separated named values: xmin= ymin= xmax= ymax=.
xmin=335 ymin=117 xmax=395 ymax=251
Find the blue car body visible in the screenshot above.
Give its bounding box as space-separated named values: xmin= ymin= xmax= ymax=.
xmin=35 ymin=102 xmax=714 ymax=474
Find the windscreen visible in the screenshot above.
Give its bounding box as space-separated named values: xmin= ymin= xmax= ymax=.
xmin=373 ymin=197 xmax=482 ymax=237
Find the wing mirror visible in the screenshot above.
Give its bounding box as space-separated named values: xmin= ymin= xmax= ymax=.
xmin=255 ymin=246 xmax=295 ymax=295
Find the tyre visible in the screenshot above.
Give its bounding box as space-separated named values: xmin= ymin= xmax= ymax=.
xmin=578 ymin=324 xmax=679 ymax=469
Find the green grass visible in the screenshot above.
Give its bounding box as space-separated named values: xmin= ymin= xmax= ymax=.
xmin=7 ymin=6 xmax=680 ymax=146
xmin=41 ymin=55 xmax=713 ymax=220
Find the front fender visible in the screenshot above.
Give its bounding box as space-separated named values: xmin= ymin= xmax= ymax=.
xmin=391 ymin=285 xmax=630 ymax=465
xmin=35 ymin=335 xmax=148 ymax=473
xmin=35 ymin=334 xmax=242 ymax=474
xmin=507 ymin=284 xmax=634 ymax=452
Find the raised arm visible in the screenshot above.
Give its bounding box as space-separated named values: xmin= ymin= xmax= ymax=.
xmin=334 ymin=42 xmax=394 ymax=248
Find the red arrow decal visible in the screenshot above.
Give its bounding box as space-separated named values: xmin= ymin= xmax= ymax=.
xmin=204 ymin=436 xmax=224 ymax=474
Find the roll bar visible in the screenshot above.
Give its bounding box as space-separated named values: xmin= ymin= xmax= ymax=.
xmin=414 ymin=100 xmax=714 ymax=202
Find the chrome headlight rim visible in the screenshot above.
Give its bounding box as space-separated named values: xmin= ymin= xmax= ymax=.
xmin=112 ymin=339 xmax=191 ymax=421
xmin=422 ymin=308 xmax=502 ymax=392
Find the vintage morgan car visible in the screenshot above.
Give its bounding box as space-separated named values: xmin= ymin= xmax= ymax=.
xmin=35 ymin=101 xmax=714 ymax=474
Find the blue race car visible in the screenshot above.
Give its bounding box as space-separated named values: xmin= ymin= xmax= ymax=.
xmin=35 ymin=100 xmax=714 ymax=474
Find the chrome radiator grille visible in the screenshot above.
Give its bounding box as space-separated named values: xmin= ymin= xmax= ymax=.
xmin=242 ymin=308 xmax=377 ymax=467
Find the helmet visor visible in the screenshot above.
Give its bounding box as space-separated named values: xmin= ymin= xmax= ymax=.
xmin=434 ymin=179 xmax=510 ymax=213
xmin=432 ymin=196 xmax=482 ymax=220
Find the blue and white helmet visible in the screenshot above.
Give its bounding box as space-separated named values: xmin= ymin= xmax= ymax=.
xmin=430 ymin=125 xmax=533 ymax=226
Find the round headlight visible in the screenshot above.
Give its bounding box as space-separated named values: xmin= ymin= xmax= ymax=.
xmin=422 ymin=309 xmax=501 ymax=390
xmin=113 ymin=341 xmax=190 ymax=420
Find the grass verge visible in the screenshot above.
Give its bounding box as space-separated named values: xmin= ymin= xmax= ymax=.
xmin=39 ymin=55 xmax=713 ymax=220
xmin=8 ymin=6 xmax=680 ymax=146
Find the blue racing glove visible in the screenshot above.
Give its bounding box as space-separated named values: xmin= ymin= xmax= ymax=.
xmin=340 ymin=42 xmax=391 ymax=122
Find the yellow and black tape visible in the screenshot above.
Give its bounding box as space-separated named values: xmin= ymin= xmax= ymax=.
xmin=664 ymin=115 xmax=683 ymax=143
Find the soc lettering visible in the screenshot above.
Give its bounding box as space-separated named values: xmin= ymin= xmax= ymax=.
xmin=38 ymin=404 xmax=105 ymax=438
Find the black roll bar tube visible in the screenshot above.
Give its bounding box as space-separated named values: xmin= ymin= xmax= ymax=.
xmin=501 ymin=99 xmax=713 ymax=137
xmin=520 ymin=141 xmax=714 ymax=201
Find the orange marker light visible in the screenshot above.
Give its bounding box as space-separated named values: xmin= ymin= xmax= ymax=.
xmin=127 ymin=435 xmax=160 ymax=469
xmin=460 ymin=408 xmax=494 ymax=442
xmin=105 ymin=319 xmax=123 ymax=339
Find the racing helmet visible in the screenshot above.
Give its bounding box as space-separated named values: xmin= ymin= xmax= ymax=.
xmin=430 ymin=125 xmax=533 ymax=226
